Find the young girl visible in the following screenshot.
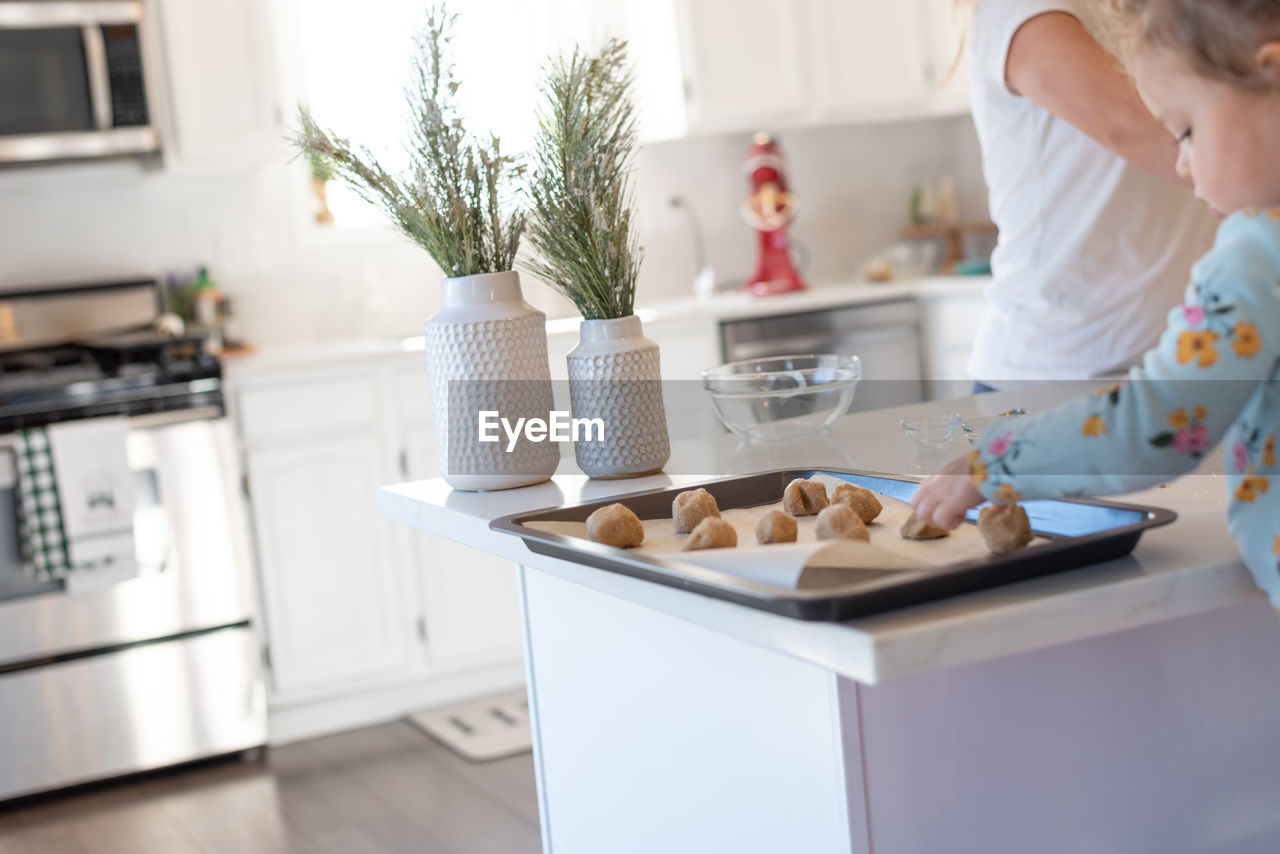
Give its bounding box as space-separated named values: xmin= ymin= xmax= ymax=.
xmin=914 ymin=0 xmax=1280 ymax=603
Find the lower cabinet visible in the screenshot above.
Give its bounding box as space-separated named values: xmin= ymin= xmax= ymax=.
xmin=400 ymin=420 xmax=525 ymax=667
xmin=234 ymin=358 xmax=526 ymax=744
xmin=919 ymin=290 xmax=986 ymax=400
xmin=246 ymin=434 xmax=418 ymax=696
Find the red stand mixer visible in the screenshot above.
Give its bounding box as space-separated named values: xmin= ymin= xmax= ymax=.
xmin=741 ymin=132 xmax=806 ymax=296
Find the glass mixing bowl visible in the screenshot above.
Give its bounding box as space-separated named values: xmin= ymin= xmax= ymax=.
xmin=702 ymin=354 xmax=861 ymax=442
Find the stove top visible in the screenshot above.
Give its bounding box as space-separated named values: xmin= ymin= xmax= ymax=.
xmin=0 ymin=333 xmax=223 ymax=433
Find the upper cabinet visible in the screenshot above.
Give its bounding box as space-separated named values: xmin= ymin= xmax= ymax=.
xmin=149 ymin=0 xmax=283 ymax=171
xmin=810 ymin=1 xmax=930 ymax=113
xmin=650 ymin=0 xmax=968 ymax=139
xmin=676 ymin=0 xmax=814 ymax=133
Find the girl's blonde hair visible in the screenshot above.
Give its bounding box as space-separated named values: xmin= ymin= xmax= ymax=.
xmin=1124 ymin=0 xmax=1280 ymax=90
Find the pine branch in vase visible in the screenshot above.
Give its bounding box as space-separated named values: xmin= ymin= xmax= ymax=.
xmin=525 ymin=39 xmax=642 ymax=320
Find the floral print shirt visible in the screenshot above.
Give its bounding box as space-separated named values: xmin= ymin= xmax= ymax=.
xmin=970 ymin=210 xmax=1280 ymax=604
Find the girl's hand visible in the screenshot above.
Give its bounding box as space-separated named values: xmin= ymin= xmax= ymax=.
xmin=911 ymin=453 xmax=986 ymax=529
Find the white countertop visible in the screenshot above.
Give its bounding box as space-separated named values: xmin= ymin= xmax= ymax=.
xmin=380 ymin=385 xmax=1258 ymax=686
xmin=625 ymin=273 xmax=988 ymax=326
xmin=225 ymin=274 xmax=989 ymax=381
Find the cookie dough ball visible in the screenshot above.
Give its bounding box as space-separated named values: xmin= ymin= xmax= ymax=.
xmin=979 ymin=504 xmax=1033 ymax=554
xmin=815 ymin=504 xmax=871 ymax=542
xmin=586 ymin=503 xmax=644 ymax=548
xmin=683 ymin=516 xmax=738 ymax=551
xmin=830 ymin=483 xmax=883 ymax=524
xmin=900 ymin=510 xmax=950 ymax=540
xmin=672 ymin=488 xmax=721 ymax=533
xmin=782 ymin=478 xmax=829 ymax=516
xmin=755 ymin=508 xmax=798 ymax=545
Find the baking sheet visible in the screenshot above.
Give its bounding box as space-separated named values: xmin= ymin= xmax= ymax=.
xmin=526 ymin=474 xmax=1047 ymax=589
xmin=492 ymin=468 xmax=1177 ymax=621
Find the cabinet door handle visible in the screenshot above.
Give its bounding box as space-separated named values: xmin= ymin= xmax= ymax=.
xmin=398 ymin=449 xmax=409 ymax=478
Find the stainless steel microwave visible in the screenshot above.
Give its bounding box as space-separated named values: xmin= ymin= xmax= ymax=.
xmin=0 ymin=1 xmax=160 ymax=164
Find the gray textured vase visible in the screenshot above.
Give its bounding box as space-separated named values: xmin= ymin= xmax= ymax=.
xmin=566 ymin=315 xmax=670 ymax=479
xmin=424 ymin=271 xmax=558 ymax=491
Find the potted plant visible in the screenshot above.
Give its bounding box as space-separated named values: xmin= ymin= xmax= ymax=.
xmin=291 ymin=6 xmax=557 ymax=490
xmin=526 ymin=40 xmax=669 ymax=478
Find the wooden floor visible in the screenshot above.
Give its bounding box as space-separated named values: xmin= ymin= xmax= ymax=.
xmin=0 ymin=722 xmax=542 ymax=854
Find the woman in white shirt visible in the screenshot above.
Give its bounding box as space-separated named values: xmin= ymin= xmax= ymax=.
xmin=964 ymin=0 xmax=1218 ymax=388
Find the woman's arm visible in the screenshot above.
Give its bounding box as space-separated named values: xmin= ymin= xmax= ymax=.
xmin=1005 ymin=11 xmax=1187 ymax=184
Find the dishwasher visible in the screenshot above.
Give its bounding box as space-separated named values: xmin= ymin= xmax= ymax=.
xmin=719 ymin=299 xmax=925 ymax=413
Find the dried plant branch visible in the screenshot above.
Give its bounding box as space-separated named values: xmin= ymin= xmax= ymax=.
xmin=289 ymin=5 xmax=524 ymax=276
xmin=525 ymin=39 xmax=642 ymax=320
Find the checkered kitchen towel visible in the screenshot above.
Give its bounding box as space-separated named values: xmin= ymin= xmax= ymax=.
xmin=13 ymin=428 xmax=73 ymax=578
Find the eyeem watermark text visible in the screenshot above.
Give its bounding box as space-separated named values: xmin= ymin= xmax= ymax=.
xmin=478 ymin=411 xmax=605 ymax=452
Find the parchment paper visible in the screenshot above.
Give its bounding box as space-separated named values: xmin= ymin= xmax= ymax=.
xmin=525 ymin=474 xmax=1047 ymax=590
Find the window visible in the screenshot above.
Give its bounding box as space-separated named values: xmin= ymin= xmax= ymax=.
xmin=295 ymin=0 xmax=685 ymax=229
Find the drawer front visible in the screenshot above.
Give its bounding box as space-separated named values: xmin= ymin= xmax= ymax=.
xmin=0 ymin=626 xmax=266 ymax=801
xmin=238 ymin=376 xmax=379 ymax=440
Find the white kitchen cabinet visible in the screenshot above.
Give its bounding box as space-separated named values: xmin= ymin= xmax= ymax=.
xmin=809 ymin=0 xmax=930 ymax=113
xmin=676 ymin=0 xmax=813 ymax=133
xmin=651 ymin=316 xmax=722 ymax=379
xmin=245 ymin=432 xmax=417 ymax=696
xmin=233 ymin=357 xmax=527 ymax=743
xmin=394 ymin=368 xmax=526 ymax=669
xmin=402 ymin=424 xmax=524 ymax=666
xmin=919 ymin=288 xmax=986 ymax=399
xmin=151 ymin=0 xmax=282 ymax=171
xmin=670 ymin=0 xmax=968 ymax=136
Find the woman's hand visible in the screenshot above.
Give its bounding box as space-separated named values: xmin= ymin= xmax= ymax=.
xmin=911 ymin=453 xmax=986 ymax=529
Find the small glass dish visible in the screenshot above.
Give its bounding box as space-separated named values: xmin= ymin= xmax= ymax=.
xmin=899 ymin=413 xmax=963 ymax=448
xmin=962 ymin=408 xmax=1029 ymax=445
xmin=702 ymin=354 xmax=861 ymax=442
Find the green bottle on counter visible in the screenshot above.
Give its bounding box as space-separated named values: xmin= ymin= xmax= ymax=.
xmin=193 ymin=266 xmax=224 ymax=353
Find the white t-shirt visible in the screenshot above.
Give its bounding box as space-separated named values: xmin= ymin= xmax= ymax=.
xmin=966 ymin=0 xmax=1218 ymax=383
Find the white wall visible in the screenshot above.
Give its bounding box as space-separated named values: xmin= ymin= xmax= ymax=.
xmin=0 ymin=115 xmax=986 ymax=349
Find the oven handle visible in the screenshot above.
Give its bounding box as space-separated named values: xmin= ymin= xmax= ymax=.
xmin=127 ymin=406 xmax=225 ymax=429
xmin=0 ymin=407 xmax=223 ymax=449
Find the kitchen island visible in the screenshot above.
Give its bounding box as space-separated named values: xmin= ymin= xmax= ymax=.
xmin=381 ymin=389 xmax=1280 ymax=854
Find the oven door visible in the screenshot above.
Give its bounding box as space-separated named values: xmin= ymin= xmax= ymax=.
xmin=0 ymin=2 xmax=158 ymax=163
xmin=0 ymin=409 xmax=256 ymax=668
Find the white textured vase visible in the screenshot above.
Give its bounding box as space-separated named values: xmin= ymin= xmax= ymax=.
xmin=567 ymin=315 xmax=670 ymax=479
xmin=424 ymin=271 xmax=558 ymax=490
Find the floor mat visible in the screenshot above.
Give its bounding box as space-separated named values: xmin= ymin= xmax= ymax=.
xmin=406 ymin=690 xmax=532 ymax=762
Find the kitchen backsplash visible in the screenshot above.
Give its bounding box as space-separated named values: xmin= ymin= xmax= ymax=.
xmin=0 ymin=115 xmax=986 ymax=348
